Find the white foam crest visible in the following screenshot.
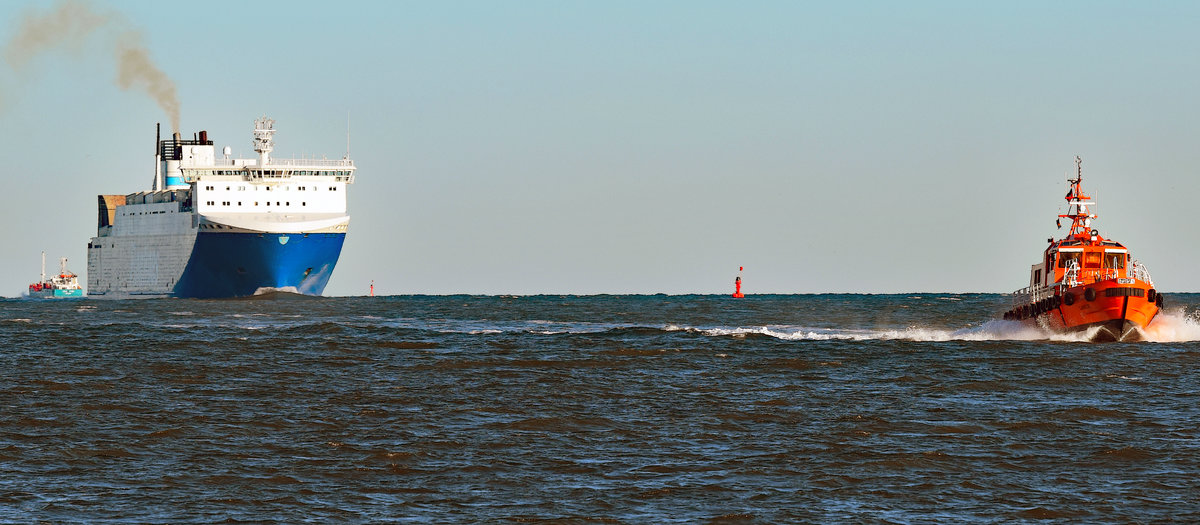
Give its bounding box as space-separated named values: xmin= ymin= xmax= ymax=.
xmin=688 ymin=320 xmax=1099 ymax=342
xmin=1141 ymin=308 xmax=1200 ymax=342
xmin=253 ymin=286 xmax=300 ymax=295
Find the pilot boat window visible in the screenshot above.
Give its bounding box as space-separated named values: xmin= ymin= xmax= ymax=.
xmin=1083 ymin=252 xmax=1102 ymax=269
xmin=1104 ymin=253 xmax=1126 ymax=269
xmin=1058 ymin=252 xmax=1081 ymax=268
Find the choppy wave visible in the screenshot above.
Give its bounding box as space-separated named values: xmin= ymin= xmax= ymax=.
xmin=673 ymin=310 xmax=1200 ymax=343
xmin=676 ymin=320 xmax=1097 ymax=342
xmin=178 ymin=314 xmax=1200 ymax=343
xmin=2 ymin=293 xmax=1198 ymax=523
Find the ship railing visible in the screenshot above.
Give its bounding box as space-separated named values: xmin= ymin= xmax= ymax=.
xmin=1129 ymin=260 xmax=1154 ymax=286
xmin=207 ymin=158 xmax=356 ymax=168
xmin=1062 ymin=261 xmax=1080 ymax=288
xmin=1062 ymin=260 xmax=1154 ymax=287
xmin=1010 ymin=284 xmax=1056 ymax=307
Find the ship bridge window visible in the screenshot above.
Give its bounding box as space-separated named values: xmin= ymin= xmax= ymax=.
xmin=1083 ymin=252 xmax=1102 ymax=269
xmin=1105 ymin=253 xmax=1126 ymax=269
xmin=1058 ymin=252 xmax=1081 ymax=268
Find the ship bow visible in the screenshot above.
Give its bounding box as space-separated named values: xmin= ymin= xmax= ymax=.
xmin=174 ymin=231 xmax=346 ymax=298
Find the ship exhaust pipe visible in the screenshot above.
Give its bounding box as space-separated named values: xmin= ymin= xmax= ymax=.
xmin=153 ymin=122 xmax=162 ymax=191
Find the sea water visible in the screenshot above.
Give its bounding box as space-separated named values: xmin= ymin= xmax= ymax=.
xmin=2 ymin=294 xmax=1199 ymax=522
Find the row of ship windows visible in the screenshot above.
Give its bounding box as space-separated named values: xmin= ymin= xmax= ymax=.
xmin=123 ymin=210 xmax=171 ymax=215
xmin=202 ymin=185 xmax=339 ymax=192
xmin=204 ymin=201 xmax=308 ymax=207
xmin=206 ymin=170 xmax=351 ymax=176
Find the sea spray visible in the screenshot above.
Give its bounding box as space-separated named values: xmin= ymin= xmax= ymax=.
xmin=1142 ymin=307 xmax=1200 ymax=342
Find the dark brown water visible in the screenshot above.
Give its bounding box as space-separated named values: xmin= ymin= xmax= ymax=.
xmin=2 ymin=294 xmax=1199 ymax=522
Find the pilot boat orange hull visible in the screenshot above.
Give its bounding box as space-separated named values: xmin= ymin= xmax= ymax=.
xmin=1004 ymin=280 xmax=1162 ymax=342
xmin=1003 ymin=157 xmax=1161 ymax=342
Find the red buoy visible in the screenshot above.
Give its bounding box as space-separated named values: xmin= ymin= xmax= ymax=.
xmin=732 ymin=266 xmax=744 ymax=298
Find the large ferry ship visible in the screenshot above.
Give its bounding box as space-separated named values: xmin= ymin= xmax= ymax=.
xmin=1003 ymin=157 xmax=1161 ymax=341
xmin=87 ymin=117 xmax=355 ymax=298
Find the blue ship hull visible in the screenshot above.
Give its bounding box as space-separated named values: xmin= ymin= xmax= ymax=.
xmin=174 ymin=232 xmax=346 ymax=298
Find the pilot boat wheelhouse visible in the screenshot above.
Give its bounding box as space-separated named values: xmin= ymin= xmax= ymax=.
xmin=1003 ymin=157 xmax=1162 ymax=342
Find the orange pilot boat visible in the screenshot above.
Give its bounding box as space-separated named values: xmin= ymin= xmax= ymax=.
xmin=1002 ymin=157 xmax=1162 ymax=341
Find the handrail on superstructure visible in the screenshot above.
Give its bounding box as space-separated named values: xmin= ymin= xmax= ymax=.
xmin=204 ymin=157 xmax=355 ymax=168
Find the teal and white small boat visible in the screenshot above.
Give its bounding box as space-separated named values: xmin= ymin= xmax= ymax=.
xmin=28 ymin=252 xmax=85 ymax=299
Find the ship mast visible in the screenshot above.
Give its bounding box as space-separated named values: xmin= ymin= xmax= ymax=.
xmin=253 ymin=117 xmax=276 ymax=166
xmin=41 ymin=251 xmax=45 ymax=284
xmin=1059 ymin=156 xmax=1098 ymax=243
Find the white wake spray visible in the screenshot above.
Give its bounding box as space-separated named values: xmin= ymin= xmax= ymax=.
xmin=678 ymin=321 xmax=1099 ymax=343
xmin=1140 ymin=308 xmax=1200 ymax=343
xmin=678 ymin=313 xmax=1200 ymax=343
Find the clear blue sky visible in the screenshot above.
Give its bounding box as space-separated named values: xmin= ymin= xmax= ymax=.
xmin=1 ymin=0 xmax=1199 ymax=296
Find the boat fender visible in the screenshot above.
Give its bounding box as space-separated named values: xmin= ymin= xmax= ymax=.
xmin=1084 ymin=288 xmax=1097 ymax=302
xmin=1035 ymin=301 xmax=1044 ymax=316
xmin=1147 ymin=289 xmax=1156 ymax=304
xmin=1157 ymin=294 xmax=1164 ymax=308
xmin=1004 ymin=311 xmax=1012 ymax=321
xmin=1063 ymin=292 xmax=1075 ymax=306
xmin=1022 ymin=305 xmax=1030 ymax=318
xmin=1051 ymin=296 xmax=1061 ymax=309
